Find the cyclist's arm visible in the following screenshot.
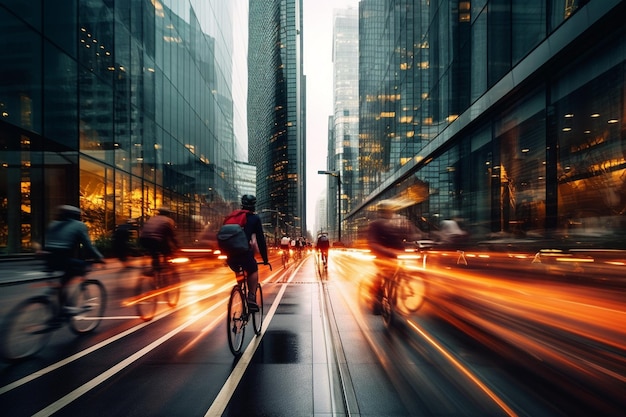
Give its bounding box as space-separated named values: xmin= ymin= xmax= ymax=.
xmin=254 ymin=218 xmax=269 ymax=264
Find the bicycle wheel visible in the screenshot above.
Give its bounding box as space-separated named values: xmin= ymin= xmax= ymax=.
xmin=227 ymin=285 xmax=246 ymax=355
xmin=69 ymin=279 xmax=107 ymax=334
xmin=380 ymin=277 xmax=395 ymax=328
xmin=1 ymin=296 xmax=55 ymax=361
xmin=396 ymin=272 xmax=427 ymax=314
xmin=163 ymin=267 xmax=181 ymax=307
xmin=135 ymin=276 xmax=158 ymax=321
xmin=252 ymin=284 xmax=264 ymax=335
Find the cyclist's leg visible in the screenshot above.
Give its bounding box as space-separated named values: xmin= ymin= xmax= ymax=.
xmin=242 ymin=254 xmax=259 ymax=310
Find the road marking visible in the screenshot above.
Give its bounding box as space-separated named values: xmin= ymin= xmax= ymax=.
xmin=31 ymin=300 xmax=224 ymax=417
xmin=0 ymin=281 xmax=231 ymax=396
xmin=204 ymin=261 xmax=306 ymax=417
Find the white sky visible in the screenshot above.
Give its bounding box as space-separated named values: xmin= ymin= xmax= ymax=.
xmin=303 ymin=0 xmax=359 ymax=234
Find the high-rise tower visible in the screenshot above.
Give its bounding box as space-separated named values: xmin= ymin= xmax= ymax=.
xmin=248 ymin=0 xmax=306 ymax=238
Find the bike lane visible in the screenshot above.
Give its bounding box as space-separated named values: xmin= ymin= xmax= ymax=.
xmin=210 ymin=254 xmax=410 ymax=417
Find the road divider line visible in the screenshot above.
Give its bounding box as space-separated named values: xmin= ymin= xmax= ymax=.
xmin=203 ymin=261 xmax=304 ymax=417
xmin=0 ymin=280 xmax=228 ymax=396
xmin=31 ymin=300 xmax=224 ymax=417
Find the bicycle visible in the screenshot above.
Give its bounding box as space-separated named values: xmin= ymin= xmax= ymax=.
xmin=379 ymin=251 xmax=428 ymax=327
xmin=0 ymin=260 xmax=106 ymax=361
xmin=227 ymin=262 xmax=271 ymax=355
xmin=134 ymin=254 xmax=185 ymax=321
xmin=315 ymin=249 xmax=329 ymax=279
xmin=281 ymin=247 xmax=290 ymax=269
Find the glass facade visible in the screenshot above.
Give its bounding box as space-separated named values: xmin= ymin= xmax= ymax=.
xmin=324 ymin=7 xmax=359 ymax=242
xmin=349 ymin=0 xmax=626 ymax=248
xmin=0 ymin=0 xmax=243 ymax=255
xmin=248 ymin=0 xmax=306 ymax=240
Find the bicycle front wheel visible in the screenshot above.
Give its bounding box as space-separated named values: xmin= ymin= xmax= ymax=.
xmin=163 ymin=268 xmax=181 ymax=307
xmin=70 ymin=279 xmax=107 ymax=334
xmin=396 ymin=272 xmax=427 ymax=314
xmin=1 ymin=296 xmax=55 ymax=361
xmin=252 ymin=284 xmax=264 ymax=335
xmin=135 ymin=276 xmax=158 ymax=321
xmin=227 ymin=285 xmax=246 ymax=355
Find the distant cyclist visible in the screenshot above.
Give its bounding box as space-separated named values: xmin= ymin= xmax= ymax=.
xmin=43 ymin=205 xmax=105 ymax=311
xmin=139 ymin=207 xmax=179 ymax=272
xmin=316 ymin=233 xmax=330 ymax=267
xmin=225 ymin=195 xmax=269 ymax=312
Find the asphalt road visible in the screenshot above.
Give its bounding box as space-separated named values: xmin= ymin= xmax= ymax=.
xmin=0 ymin=250 xmax=624 ymax=416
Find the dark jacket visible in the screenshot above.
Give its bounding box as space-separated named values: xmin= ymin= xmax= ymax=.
xmin=243 ymin=212 xmax=269 ymax=264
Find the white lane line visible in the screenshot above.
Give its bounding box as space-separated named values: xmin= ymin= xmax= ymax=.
xmin=0 ymin=281 xmax=231 ymax=396
xmin=31 ymin=301 xmax=224 ymax=417
xmin=204 ymin=262 xmax=305 ymax=417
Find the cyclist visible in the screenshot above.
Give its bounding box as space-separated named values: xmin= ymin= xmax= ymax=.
xmin=225 ymin=195 xmax=269 ymax=312
xmin=139 ymin=207 xmax=179 ymax=272
xmin=280 ymin=234 xmax=291 ymax=263
xmin=43 ymin=205 xmax=105 ymax=312
xmin=367 ymin=200 xmax=422 ymax=313
xmin=316 ymin=233 xmax=330 ymax=267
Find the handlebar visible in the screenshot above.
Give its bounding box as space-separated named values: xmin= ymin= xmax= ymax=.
xmin=258 ymin=261 xmax=272 ymax=271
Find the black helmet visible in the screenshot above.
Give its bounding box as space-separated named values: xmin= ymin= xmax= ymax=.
xmin=241 ymin=194 xmax=256 ymax=209
xmin=57 ymin=205 xmax=82 ymax=220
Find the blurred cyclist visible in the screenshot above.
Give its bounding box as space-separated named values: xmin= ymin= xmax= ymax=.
xmin=367 ymin=200 xmax=422 ymax=313
xmin=139 ymin=207 xmax=179 ymax=272
xmin=316 ymin=233 xmax=330 ymax=267
xmin=225 ymin=195 xmax=269 ymax=312
xmin=43 ymin=205 xmax=105 ymax=311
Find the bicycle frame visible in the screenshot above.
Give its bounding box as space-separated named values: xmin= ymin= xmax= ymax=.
xmin=226 ymin=262 xmax=270 ymax=355
xmin=380 ymin=251 xmax=428 ymax=327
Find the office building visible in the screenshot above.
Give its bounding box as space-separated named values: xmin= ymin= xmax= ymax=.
xmin=324 ymin=6 xmax=359 ymax=243
xmin=349 ymin=0 xmax=626 ymax=248
xmin=248 ymin=0 xmax=306 ymax=240
xmin=0 ymin=1 xmax=244 ymax=254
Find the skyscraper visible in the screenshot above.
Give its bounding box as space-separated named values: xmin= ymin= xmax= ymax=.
xmin=326 ymin=6 xmax=359 ymax=242
xmin=248 ymin=0 xmax=306 ymax=239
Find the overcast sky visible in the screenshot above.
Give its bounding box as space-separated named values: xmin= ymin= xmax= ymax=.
xmin=303 ymin=0 xmax=359 ymax=234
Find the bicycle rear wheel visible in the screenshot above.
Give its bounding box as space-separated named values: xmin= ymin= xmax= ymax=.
xmin=252 ymin=284 xmax=264 ymax=335
xmin=163 ymin=268 xmax=181 ymax=307
xmin=396 ymin=272 xmax=427 ymax=314
xmin=70 ymin=279 xmax=107 ymax=334
xmin=135 ymin=276 xmax=158 ymax=321
xmin=381 ymin=277 xmax=395 ymax=328
xmin=1 ymin=296 xmax=55 ymax=361
xmin=227 ymin=285 xmax=246 ymax=355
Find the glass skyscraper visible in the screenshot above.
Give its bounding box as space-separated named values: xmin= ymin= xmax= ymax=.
xmin=325 ymin=6 xmax=359 ymax=242
xmin=0 ymin=1 xmax=244 ymax=255
xmin=349 ymin=0 xmax=626 ymax=248
xmin=248 ymin=0 xmax=306 ymax=240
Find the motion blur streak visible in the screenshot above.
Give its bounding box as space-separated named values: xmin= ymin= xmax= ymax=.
xmin=424 ymin=253 xmax=626 ymax=413
xmin=335 ymin=247 xmax=626 ymax=414
xmin=406 ymin=319 xmax=518 ymax=417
